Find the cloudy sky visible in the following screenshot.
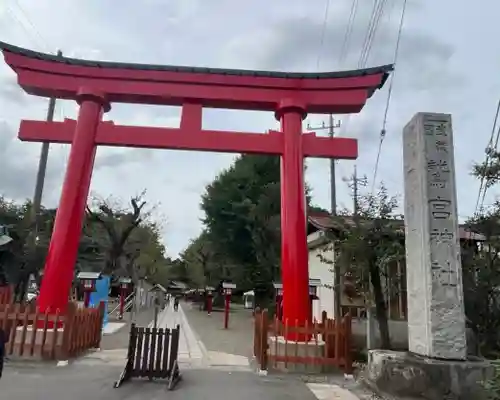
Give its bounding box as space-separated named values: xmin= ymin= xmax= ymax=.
xmin=0 ymin=0 xmax=499 ymax=257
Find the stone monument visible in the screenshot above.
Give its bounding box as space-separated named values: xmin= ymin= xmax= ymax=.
xmin=365 ymin=113 xmax=492 ymax=400
xmin=404 ymin=112 xmax=467 ymax=359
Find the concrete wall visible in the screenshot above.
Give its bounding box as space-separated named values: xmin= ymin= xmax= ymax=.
xmin=352 ymin=318 xmax=409 ymax=350
xmin=307 ymin=236 xmax=335 ymax=322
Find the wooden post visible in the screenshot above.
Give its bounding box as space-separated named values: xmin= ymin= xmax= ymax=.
xmin=61 ymin=302 xmax=77 ymax=359
xmin=253 ymin=307 xmax=261 ymax=358
xmin=343 ymin=313 xmax=353 ymax=374
xmin=96 ymin=301 xmax=105 ymax=348
xmin=260 ymin=309 xmax=268 ymax=371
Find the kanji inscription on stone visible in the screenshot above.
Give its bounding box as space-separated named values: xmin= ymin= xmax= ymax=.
xmin=403 ymin=112 xmax=467 ymax=360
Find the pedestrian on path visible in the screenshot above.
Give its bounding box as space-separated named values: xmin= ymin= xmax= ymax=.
xmin=173 ymin=296 xmax=179 ymax=312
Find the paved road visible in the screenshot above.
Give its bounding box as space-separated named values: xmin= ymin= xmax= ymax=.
xmin=0 ymin=363 xmax=318 ymax=400
xmin=79 ymin=303 xmax=251 ymax=371
xmin=1 ymin=302 xmax=367 ymax=399
xmin=182 ymin=301 xmax=254 ymax=358
xmin=100 ymin=307 xmax=158 ymax=350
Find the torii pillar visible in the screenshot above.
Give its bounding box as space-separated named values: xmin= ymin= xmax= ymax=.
xmin=36 ymin=89 xmax=110 ymax=315
xmin=276 ymin=99 xmax=310 ymax=339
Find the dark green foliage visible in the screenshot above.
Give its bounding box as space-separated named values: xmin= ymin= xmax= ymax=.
xmin=183 ymin=154 xmax=317 ymax=308
xmin=462 ymin=204 xmax=500 ymax=357
xmin=200 ymin=155 xmax=282 ymax=305
xmin=483 ymin=360 xmax=500 ymax=399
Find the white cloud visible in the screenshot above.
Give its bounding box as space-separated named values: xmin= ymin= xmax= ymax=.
xmin=0 ymin=0 xmax=499 ymax=255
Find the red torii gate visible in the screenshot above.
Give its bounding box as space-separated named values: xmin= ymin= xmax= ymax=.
xmin=0 ymin=42 xmax=391 ymax=340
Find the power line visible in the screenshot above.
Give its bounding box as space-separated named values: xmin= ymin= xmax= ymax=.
xmin=358 ymin=0 xmax=388 ymax=69
xmin=11 ymin=0 xmax=51 ymax=50
xmin=370 ymin=0 xmax=408 ymax=193
xmin=316 ymin=0 xmax=332 ymax=70
xmin=474 ymin=98 xmax=500 ymax=215
xmin=339 ymin=0 xmax=390 ymax=137
xmin=338 ymin=0 xmax=359 ymax=68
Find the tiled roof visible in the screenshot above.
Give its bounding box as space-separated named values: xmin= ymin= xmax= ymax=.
xmin=307 ymin=214 xmax=486 ymax=241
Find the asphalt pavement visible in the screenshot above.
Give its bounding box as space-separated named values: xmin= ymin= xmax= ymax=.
xmin=0 ymin=363 xmax=318 ymax=400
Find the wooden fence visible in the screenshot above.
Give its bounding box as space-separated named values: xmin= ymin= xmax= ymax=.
xmin=0 ymin=286 xmax=12 ymax=305
xmin=254 ymin=308 xmax=353 ymax=374
xmin=0 ymin=300 xmax=104 ymax=360
xmin=114 ymin=323 xmax=182 ymax=390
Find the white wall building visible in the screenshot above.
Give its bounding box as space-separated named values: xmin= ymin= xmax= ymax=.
xmin=307 ymin=213 xmax=408 ymax=349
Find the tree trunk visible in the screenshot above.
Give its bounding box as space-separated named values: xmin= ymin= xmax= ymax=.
xmin=370 ymin=264 xmax=391 ymax=350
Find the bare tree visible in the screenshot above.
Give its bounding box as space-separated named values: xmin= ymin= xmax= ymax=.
xmin=85 ymin=191 xmax=148 ymax=281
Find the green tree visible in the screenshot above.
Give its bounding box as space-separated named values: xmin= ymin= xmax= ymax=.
xmin=200 ymin=155 xmax=281 ymax=304
xmin=0 ymin=198 xmax=55 ymax=301
xmin=197 ymin=154 xmax=319 ymax=307
xmin=320 ymin=183 xmax=405 ymax=350
xmin=462 ymin=205 xmax=500 ymax=357
xmin=180 ymin=231 xmax=218 ymax=288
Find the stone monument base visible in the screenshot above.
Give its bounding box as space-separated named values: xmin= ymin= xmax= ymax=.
xmin=268 ymin=336 xmax=326 ymax=373
xmin=365 ymin=350 xmax=494 ymax=400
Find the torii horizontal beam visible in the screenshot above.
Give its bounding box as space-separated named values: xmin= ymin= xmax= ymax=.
xmin=19 ymin=119 xmax=358 ymax=159
xmin=0 ymin=41 xmax=392 ymax=114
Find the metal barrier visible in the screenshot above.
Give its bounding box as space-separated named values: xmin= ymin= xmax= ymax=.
xmin=114 ymin=323 xmax=182 ymax=390
xmin=108 ymin=292 xmax=135 ymax=317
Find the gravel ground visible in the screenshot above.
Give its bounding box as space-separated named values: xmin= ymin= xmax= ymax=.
xmin=182 ymin=301 xmax=255 ymax=358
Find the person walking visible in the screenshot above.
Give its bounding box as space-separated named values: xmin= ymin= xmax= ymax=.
xmin=173 ymin=296 xmax=179 ymax=312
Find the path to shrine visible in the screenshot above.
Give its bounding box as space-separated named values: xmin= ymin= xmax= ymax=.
xmin=1 ymin=302 xmax=367 ymax=399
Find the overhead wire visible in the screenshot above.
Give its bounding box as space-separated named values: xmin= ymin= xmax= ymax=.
xmin=474 ymin=98 xmax=500 ymax=216
xmin=9 ymin=0 xmax=51 ymax=51
xmin=5 ymin=1 xmax=70 ymax=168
xmin=338 ymin=0 xmax=359 ymax=68
xmin=479 ymin=121 xmax=500 ymax=210
xmin=338 ymin=0 xmax=388 ymax=137
xmin=318 ymin=0 xmax=361 ymax=181
xmin=358 ymin=0 xmax=389 ymax=69
xmin=370 ymin=0 xmax=408 ymax=194
xmin=5 ymin=3 xmax=47 ymax=51
xmin=316 ymin=0 xmax=332 ymax=71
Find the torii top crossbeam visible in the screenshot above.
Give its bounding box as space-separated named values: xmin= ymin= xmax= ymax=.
xmin=0 ymin=41 xmax=392 ymax=114
xmin=0 ymin=41 xmax=392 ymax=159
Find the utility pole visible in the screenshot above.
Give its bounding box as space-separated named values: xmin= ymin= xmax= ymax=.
xmin=307 ymin=115 xmax=342 ymax=319
xmin=353 ymin=165 xmax=359 ymax=216
xmin=345 ymin=165 xmax=368 ymax=216
xmin=31 ymin=50 xmax=63 ymax=229
xmin=348 ymin=166 xmax=375 ymax=349
xmin=307 ymin=115 xmax=341 ymax=215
